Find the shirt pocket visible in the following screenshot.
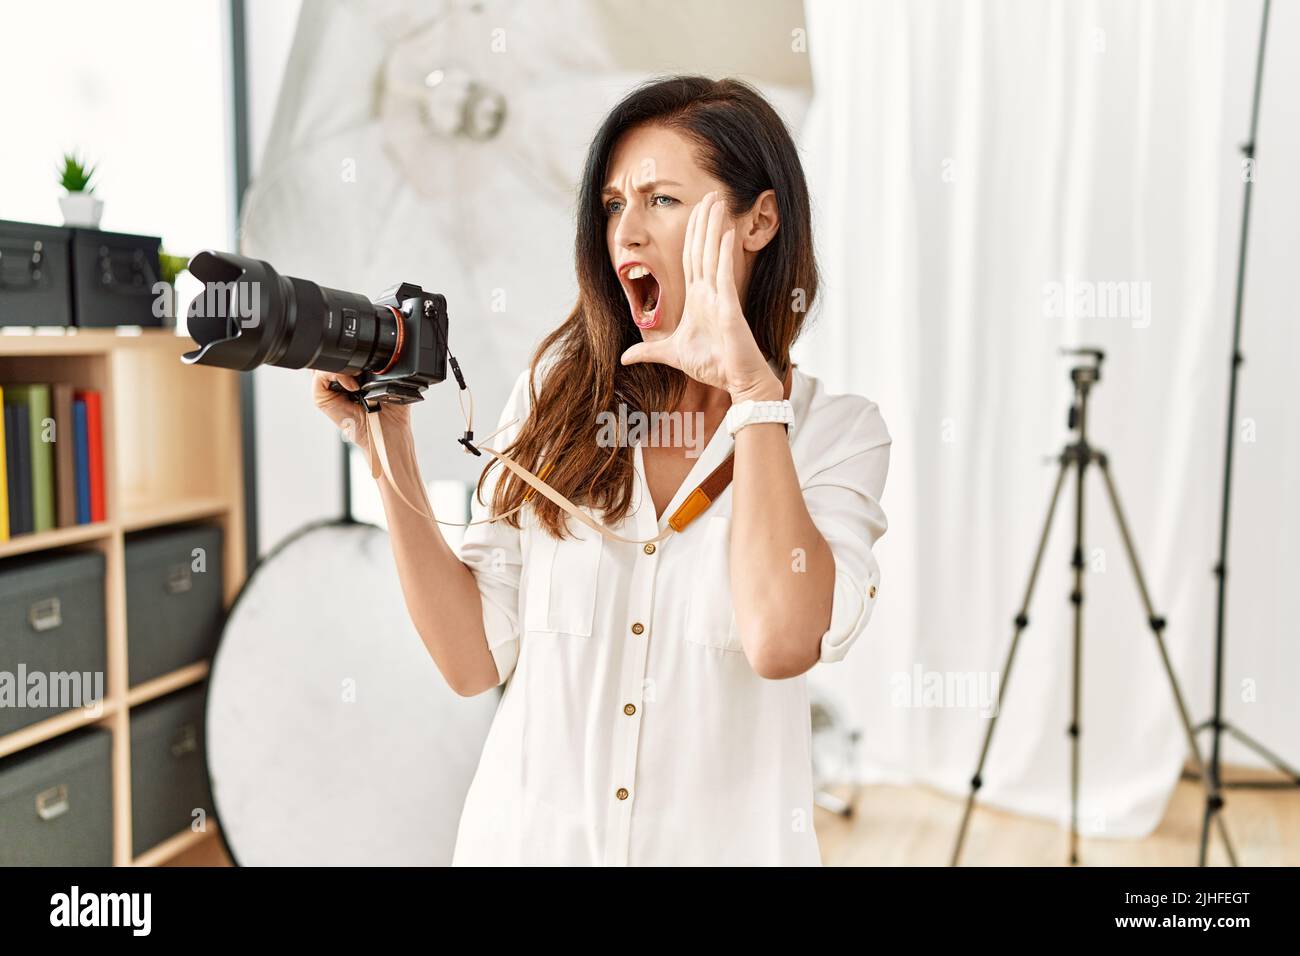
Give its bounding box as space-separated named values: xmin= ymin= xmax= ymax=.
xmin=523 ymin=517 xmax=603 ymax=637
xmin=683 ymin=514 xmax=745 ymax=653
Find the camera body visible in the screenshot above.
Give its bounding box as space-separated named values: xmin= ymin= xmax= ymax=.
xmin=347 ymin=281 xmax=449 ymax=409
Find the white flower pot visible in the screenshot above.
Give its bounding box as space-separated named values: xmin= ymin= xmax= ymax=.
xmin=59 ymin=193 xmax=104 ymax=228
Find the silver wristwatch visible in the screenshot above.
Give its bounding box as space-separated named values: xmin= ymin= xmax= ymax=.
xmin=725 ymin=398 xmax=795 ymax=438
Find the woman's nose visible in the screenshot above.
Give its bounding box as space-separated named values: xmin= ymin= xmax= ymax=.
xmin=614 ymin=201 xmax=648 ymax=248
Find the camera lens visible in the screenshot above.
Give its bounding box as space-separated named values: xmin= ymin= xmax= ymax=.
xmin=181 ymin=251 xmax=400 ymax=375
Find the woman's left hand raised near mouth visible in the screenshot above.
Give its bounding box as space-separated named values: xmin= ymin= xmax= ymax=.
xmin=619 ymin=190 xmax=782 ymax=403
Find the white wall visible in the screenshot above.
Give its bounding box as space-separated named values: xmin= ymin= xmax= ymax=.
xmin=0 ymin=0 xmax=230 ymax=258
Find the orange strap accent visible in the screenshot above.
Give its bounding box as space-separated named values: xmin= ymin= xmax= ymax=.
xmin=667 ymin=452 xmax=734 ymax=532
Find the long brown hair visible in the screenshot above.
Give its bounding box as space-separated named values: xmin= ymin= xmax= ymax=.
xmin=480 ymin=74 xmax=819 ymax=539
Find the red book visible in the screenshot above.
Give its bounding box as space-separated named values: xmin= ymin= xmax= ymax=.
xmin=74 ymin=389 xmax=106 ymax=522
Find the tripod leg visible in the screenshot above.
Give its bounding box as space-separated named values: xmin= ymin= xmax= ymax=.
xmin=1096 ymin=456 xmax=1238 ymax=866
xmin=1221 ymin=723 xmax=1300 ymax=783
xmin=1069 ymin=447 xmax=1086 ymax=865
xmin=951 ymin=457 xmax=1070 ymax=866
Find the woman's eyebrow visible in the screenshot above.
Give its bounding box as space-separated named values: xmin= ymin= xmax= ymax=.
xmin=601 ymin=179 xmax=683 ymax=197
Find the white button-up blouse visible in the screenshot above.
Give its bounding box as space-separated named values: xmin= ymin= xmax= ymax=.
xmin=450 ymin=362 xmax=891 ymax=866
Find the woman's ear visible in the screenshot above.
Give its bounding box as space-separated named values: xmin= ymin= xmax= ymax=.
xmin=739 ymin=189 xmax=780 ymax=253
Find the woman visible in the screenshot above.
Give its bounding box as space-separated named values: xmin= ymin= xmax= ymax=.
xmin=312 ymin=75 xmax=891 ymax=866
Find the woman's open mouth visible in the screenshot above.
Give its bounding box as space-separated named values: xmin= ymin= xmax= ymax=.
xmin=620 ymin=262 xmax=661 ymax=329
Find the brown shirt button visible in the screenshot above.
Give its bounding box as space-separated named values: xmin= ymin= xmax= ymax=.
xmin=869 ymin=585 xmax=877 ymax=599
xmin=631 ymin=622 xmax=645 ymax=635
xmin=616 ymin=787 xmax=629 ymax=800
xmin=624 ymin=703 xmax=636 ymax=716
xmin=643 ymin=543 xmax=656 ymax=555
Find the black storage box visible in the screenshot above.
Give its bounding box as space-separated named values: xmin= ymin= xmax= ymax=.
xmin=129 ymin=682 xmax=214 ymax=857
xmin=125 ymin=523 xmax=224 ymax=687
xmin=0 ymin=549 xmax=107 ymax=737
xmin=0 ymin=726 xmax=113 ymax=865
xmin=0 ymin=219 xmax=74 ymax=327
xmin=69 ymin=227 xmax=162 ymax=328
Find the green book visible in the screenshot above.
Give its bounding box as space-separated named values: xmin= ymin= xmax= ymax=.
xmin=6 ymin=384 xmax=55 ymax=532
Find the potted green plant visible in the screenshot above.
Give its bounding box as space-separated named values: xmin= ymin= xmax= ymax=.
xmin=56 ymin=151 xmax=103 ymax=227
xmin=155 ymin=249 xmax=190 ymax=327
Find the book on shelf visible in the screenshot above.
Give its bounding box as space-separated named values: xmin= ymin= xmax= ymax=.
xmin=73 ymin=396 xmax=91 ymax=526
xmin=2 ymin=393 xmax=17 ymax=539
xmin=0 ymin=382 xmax=105 ymax=540
xmin=74 ymin=388 xmax=106 ymax=523
xmin=0 ymin=386 xmax=7 ymax=540
xmin=53 ymin=383 xmax=77 ymax=527
xmin=3 ymin=399 xmax=31 ymax=536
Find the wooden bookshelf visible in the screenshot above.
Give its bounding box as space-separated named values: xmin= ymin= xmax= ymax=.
xmin=0 ymin=327 xmax=246 ymax=865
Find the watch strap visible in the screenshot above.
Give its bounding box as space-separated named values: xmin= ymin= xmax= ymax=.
xmin=725 ymin=398 xmax=794 ymax=437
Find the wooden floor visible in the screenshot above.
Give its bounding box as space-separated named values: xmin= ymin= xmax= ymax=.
xmin=166 ymin=763 xmax=1296 ymax=867
xmin=164 ymin=832 xmax=232 ymax=866
xmin=817 ymin=764 xmax=1299 ymax=866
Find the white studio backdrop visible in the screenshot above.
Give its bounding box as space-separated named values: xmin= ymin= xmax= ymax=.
xmin=797 ymin=0 xmax=1298 ymax=849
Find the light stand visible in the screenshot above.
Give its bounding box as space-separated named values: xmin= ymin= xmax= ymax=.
xmin=1190 ymin=0 xmax=1300 ymax=867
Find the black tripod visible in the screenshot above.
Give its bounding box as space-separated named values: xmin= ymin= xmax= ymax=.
xmin=1186 ymin=0 xmax=1299 ymax=867
xmin=951 ymin=349 xmax=1236 ymax=866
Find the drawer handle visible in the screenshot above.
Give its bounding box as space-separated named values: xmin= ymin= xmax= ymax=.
xmin=0 ymin=241 xmax=45 ymax=291
xmin=166 ymin=563 xmax=193 ymax=594
xmin=97 ymin=245 xmax=157 ymax=295
xmin=28 ymin=596 xmax=62 ymax=632
xmin=171 ymin=723 xmax=198 ymax=757
xmin=36 ymin=784 xmax=69 ymax=821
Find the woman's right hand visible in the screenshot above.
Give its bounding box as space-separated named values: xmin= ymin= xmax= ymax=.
xmin=311 ymin=370 xmax=412 ymax=460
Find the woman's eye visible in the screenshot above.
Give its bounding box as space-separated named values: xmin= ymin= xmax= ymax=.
xmin=651 ymin=194 xmax=677 ymax=208
xmin=605 ymin=199 xmax=624 ymax=215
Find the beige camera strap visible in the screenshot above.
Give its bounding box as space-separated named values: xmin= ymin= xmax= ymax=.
xmin=361 ymin=408 xmax=733 ymax=546
xmin=355 ymin=369 xmax=787 ymax=546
